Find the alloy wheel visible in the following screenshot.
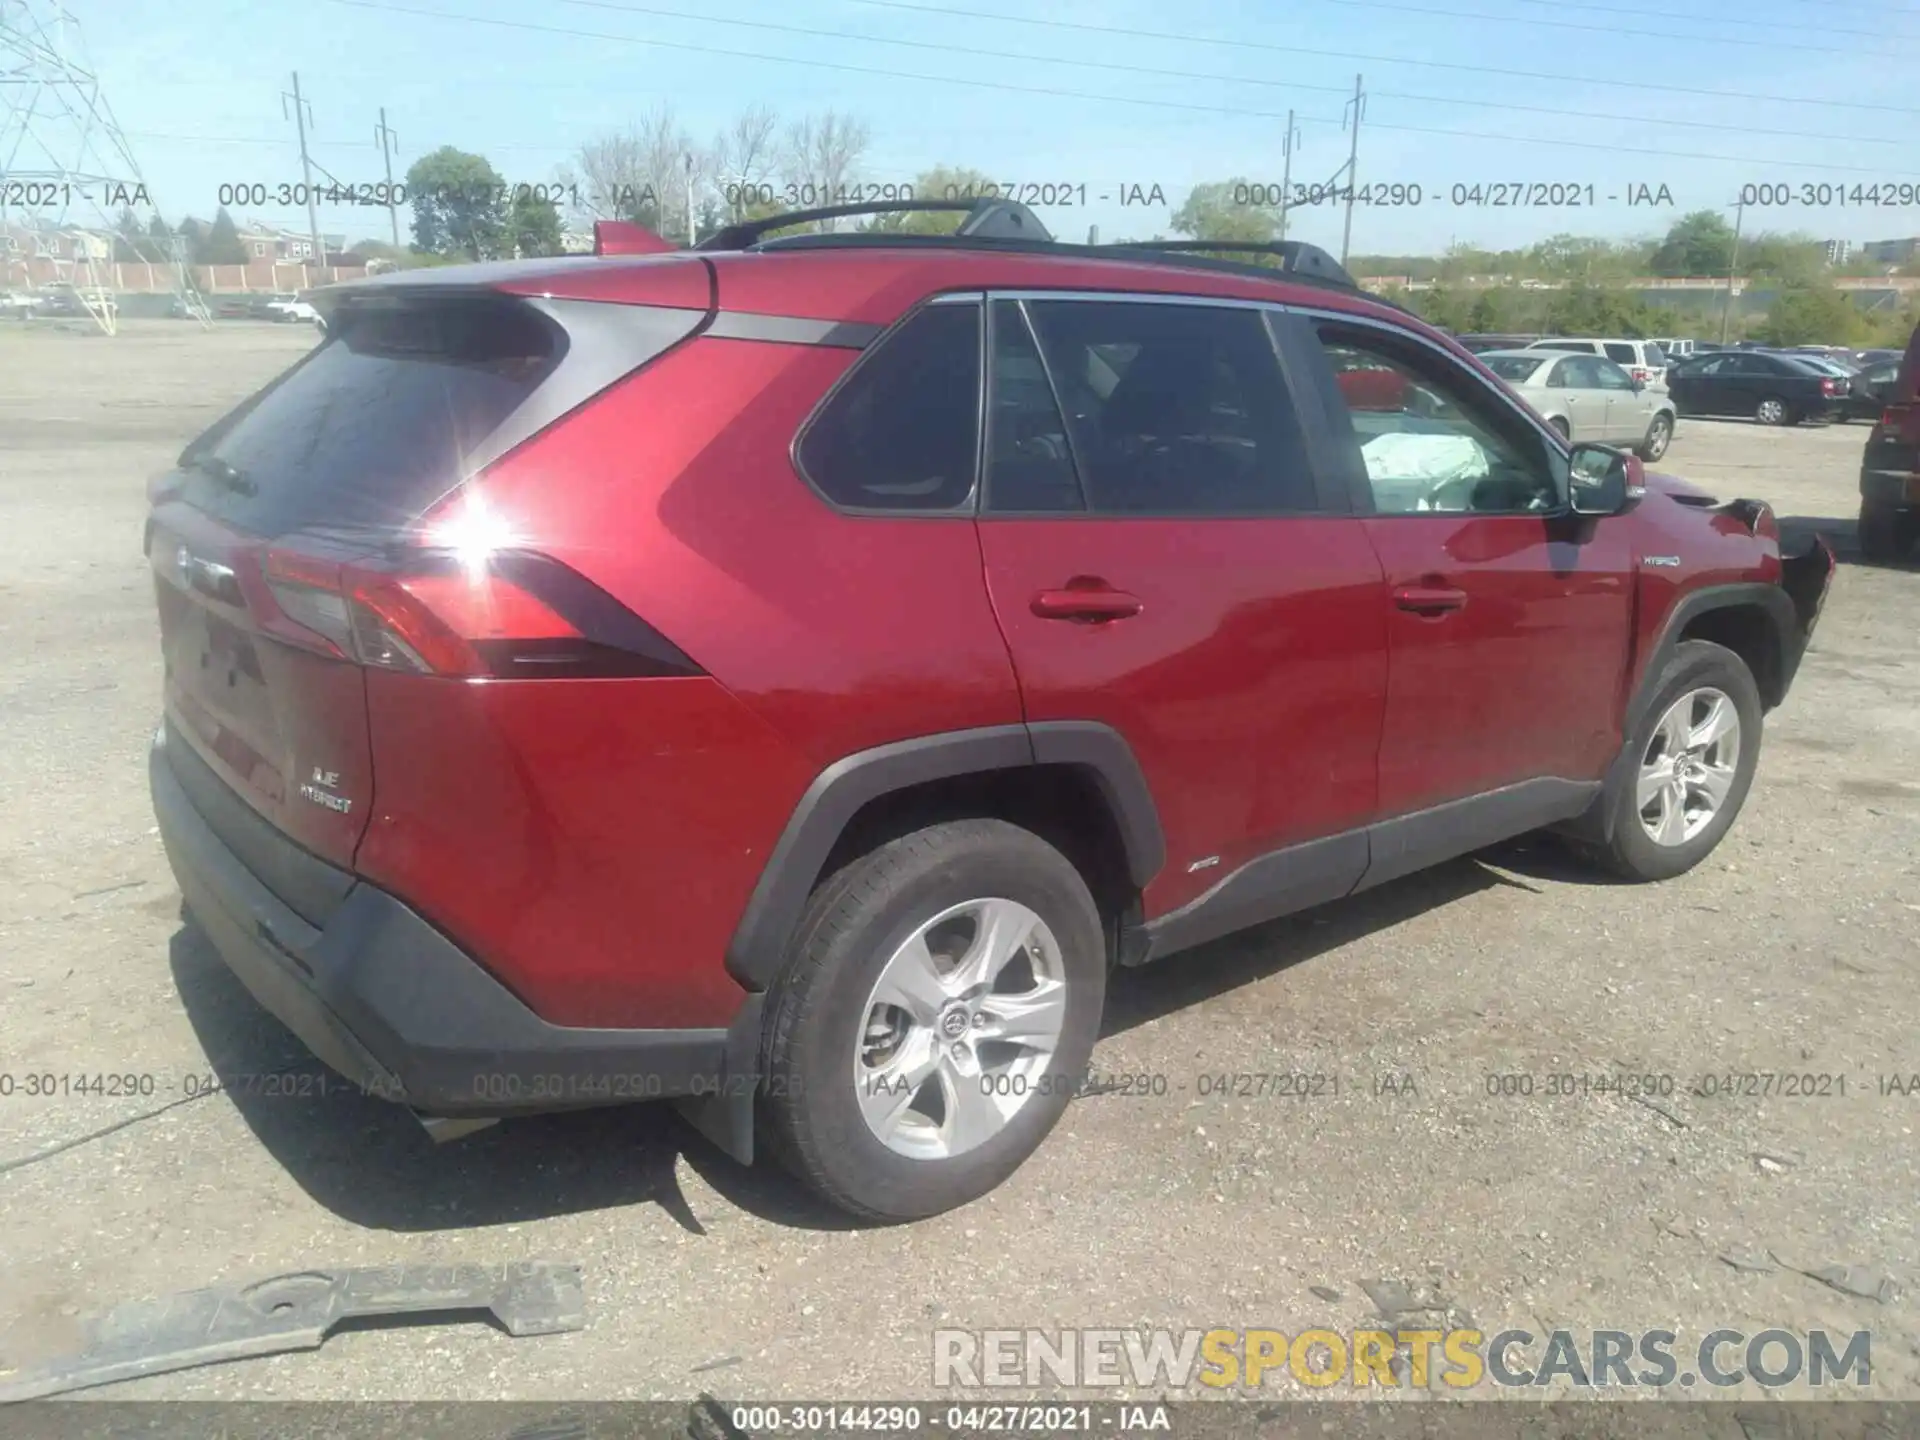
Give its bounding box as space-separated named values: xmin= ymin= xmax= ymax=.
xmin=1643 ymin=416 xmax=1671 ymax=460
xmin=1756 ymin=397 xmax=1786 ymax=425
xmin=1638 ymin=687 xmax=1741 ymax=846
xmin=853 ymin=897 xmax=1069 ymax=1160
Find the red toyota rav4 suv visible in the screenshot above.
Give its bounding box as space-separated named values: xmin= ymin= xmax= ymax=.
xmin=147 ymin=202 xmax=1834 ymax=1220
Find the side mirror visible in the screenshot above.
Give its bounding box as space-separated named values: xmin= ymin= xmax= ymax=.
xmin=1567 ymin=442 xmax=1642 ymax=516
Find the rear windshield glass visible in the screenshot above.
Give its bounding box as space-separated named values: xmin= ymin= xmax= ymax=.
xmin=1481 ymin=356 xmax=1544 ymax=382
xmin=1642 ymin=344 xmax=1668 ymax=366
xmin=181 ymin=297 xmax=562 ymax=535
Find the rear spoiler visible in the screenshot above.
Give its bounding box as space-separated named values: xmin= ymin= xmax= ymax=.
xmin=594 ymin=220 xmax=675 ymax=256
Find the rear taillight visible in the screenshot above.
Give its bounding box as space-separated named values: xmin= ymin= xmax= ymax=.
xmin=1631 ymin=367 xmax=1649 ymax=384
xmin=1820 ymin=378 xmax=1839 ymax=395
xmin=262 ymin=545 xmax=700 ymax=680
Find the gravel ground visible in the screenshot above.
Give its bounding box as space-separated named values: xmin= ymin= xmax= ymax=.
xmin=0 ymin=320 xmax=1915 ymax=1407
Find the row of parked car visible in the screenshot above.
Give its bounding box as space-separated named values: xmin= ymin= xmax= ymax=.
xmin=1459 ymin=332 xmax=1905 ymax=428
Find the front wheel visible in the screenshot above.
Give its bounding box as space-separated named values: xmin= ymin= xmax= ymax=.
xmin=1636 ymin=413 xmax=1673 ymax=462
xmin=1584 ymin=640 xmax=1762 ymax=882
xmin=759 ymin=819 xmax=1107 ymax=1221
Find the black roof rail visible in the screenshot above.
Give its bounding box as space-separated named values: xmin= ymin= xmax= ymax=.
xmin=697 ymin=198 xmax=1053 ymax=252
xmin=1105 ymin=239 xmax=1358 ymax=290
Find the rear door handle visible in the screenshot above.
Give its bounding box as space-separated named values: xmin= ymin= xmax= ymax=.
xmin=1031 ymin=587 xmax=1144 ymax=622
xmin=1393 ymin=584 xmax=1468 ymax=617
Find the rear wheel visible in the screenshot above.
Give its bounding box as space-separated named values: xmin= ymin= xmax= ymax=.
xmin=759 ymin=819 xmax=1106 ymax=1221
xmin=1755 ymin=395 xmax=1792 ymax=426
xmin=1857 ymin=502 xmax=1918 ymax=562
xmin=1636 ymin=413 xmax=1673 ymax=461
xmin=1583 ymin=640 xmax=1762 ymax=882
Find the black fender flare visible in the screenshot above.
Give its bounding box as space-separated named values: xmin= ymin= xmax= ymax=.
xmin=723 ymin=721 xmax=1164 ymax=991
xmin=1631 ymin=582 xmax=1798 ymax=731
xmin=1569 ymin=580 xmax=1798 ymax=846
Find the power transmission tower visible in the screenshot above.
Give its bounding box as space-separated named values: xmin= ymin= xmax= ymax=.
xmin=281 ymin=73 xmax=325 ymax=274
xmin=1339 ymin=74 xmax=1365 ymax=267
xmin=0 ymin=0 xmax=209 ymax=332
xmin=375 ymin=107 xmax=400 ymax=248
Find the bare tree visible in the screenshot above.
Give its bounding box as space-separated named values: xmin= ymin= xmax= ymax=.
xmin=568 ymin=106 xmax=702 ymax=238
xmin=780 ymin=110 xmax=872 ymax=229
xmin=713 ymin=104 xmax=781 ymax=218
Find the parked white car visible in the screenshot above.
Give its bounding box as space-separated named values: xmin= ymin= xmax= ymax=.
xmin=1478 ymin=349 xmax=1677 ymax=460
xmin=1524 ymin=336 xmax=1669 ymax=390
xmin=264 ymin=296 xmax=319 ymax=324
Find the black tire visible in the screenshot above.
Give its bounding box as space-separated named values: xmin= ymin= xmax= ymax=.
xmin=1583 ymin=640 xmax=1763 ymax=882
xmin=1636 ymin=412 xmax=1673 ymax=462
xmin=758 ymin=819 xmax=1107 ymax=1222
xmin=1857 ymin=502 xmax=1917 ymax=563
xmin=1755 ymin=395 xmax=1793 ymax=426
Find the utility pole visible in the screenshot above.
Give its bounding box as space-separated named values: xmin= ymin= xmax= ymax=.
xmin=1339 ymin=74 xmax=1365 ymax=267
xmin=1719 ymin=198 xmax=1745 ymax=346
xmin=684 ymin=153 xmax=696 ymax=246
xmin=1277 ymin=109 xmax=1301 ymax=242
xmin=281 ymin=73 xmax=324 ymax=279
xmin=375 ymin=107 xmax=400 ymax=248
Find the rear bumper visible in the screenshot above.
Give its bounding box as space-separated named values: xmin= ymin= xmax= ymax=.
xmin=150 ymin=731 xmax=736 ymax=1115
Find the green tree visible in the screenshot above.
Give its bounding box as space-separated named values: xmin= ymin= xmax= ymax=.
xmin=860 ymin=167 xmax=998 ymax=234
xmin=200 ymin=207 xmax=248 ymax=265
xmin=1412 ymin=283 xmax=1474 ymax=332
xmin=1756 ymin=286 xmax=1862 ymax=346
xmin=1650 ymin=211 xmax=1737 ymax=277
xmin=1466 ymin=288 xmax=1525 ymax=333
xmin=405 ymin=146 xmax=508 ymax=259
xmin=1544 ymin=282 xmax=1655 ymax=336
xmin=1169 ymin=178 xmax=1283 ymax=248
xmin=1742 ymin=233 xmax=1827 ymax=286
xmin=507 ymin=188 xmax=565 ymax=257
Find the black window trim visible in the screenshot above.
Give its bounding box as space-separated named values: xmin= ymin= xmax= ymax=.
xmin=787 ymin=291 xmax=987 ymax=519
xmin=975 ymin=287 xmax=1349 ymax=522
xmin=1280 ymin=304 xmax=1575 ymax=522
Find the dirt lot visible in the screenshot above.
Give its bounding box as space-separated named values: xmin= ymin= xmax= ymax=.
xmin=1 ymin=320 xmax=1915 ymax=1406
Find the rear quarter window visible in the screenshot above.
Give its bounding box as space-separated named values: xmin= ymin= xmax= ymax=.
xmin=795 ymin=303 xmax=982 ymax=512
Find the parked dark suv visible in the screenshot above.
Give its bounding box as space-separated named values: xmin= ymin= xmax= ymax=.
xmin=147 ymin=202 xmax=1835 ymax=1220
xmin=1858 ymin=322 xmax=1920 ymax=561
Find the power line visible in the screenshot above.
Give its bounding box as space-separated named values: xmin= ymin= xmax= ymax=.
xmin=545 ymin=0 xmax=1903 ymax=145
xmin=1292 ymin=0 xmax=1903 ymax=57
xmin=317 ymin=0 xmax=1920 ymax=175
xmin=1496 ymin=0 xmax=1914 ymax=41
xmin=840 ymin=0 xmax=1920 ymax=116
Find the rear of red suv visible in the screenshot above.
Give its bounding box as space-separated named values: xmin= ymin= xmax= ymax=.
xmin=148 ymin=262 xmax=832 ymax=1120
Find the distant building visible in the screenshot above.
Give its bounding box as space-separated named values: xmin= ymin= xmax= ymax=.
xmin=1823 ymin=238 xmax=1852 ymax=265
xmin=234 ymin=226 xmax=349 ymax=262
xmin=1860 ymin=236 xmax=1920 ymax=265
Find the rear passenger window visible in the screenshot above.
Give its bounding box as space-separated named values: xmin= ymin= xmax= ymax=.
xmin=797 ymin=303 xmax=981 ymax=511
xmin=1603 ymin=342 xmax=1636 ymax=364
xmin=1011 ymin=299 xmax=1317 ymax=515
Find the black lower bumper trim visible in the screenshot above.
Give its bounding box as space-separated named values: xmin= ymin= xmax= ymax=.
xmin=151 ymin=737 xmax=735 ymax=1115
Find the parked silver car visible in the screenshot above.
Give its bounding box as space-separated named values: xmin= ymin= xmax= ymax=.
xmin=1478 ymin=349 xmax=1677 ymax=460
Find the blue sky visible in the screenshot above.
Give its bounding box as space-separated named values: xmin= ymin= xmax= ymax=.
xmin=67 ymin=0 xmax=1920 ymax=257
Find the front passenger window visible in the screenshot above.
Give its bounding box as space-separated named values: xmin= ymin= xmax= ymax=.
xmin=1314 ymin=325 xmax=1564 ymax=516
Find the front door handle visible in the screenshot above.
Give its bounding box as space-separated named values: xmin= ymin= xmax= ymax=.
xmin=1031 ymin=587 xmax=1143 ymax=622
xmin=1393 ymin=584 xmax=1468 ymax=617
